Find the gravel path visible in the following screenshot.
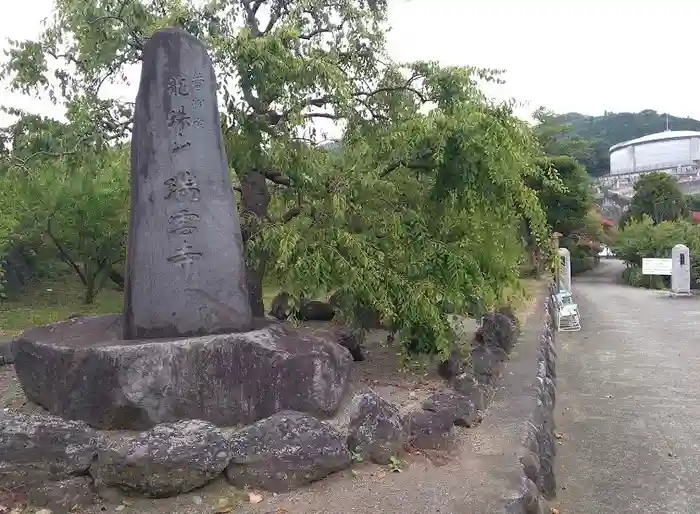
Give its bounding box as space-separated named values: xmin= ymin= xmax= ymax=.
xmin=555 ymin=260 xmax=700 ymax=513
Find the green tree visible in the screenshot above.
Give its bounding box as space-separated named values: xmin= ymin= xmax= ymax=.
xmin=532 ymin=107 xmax=597 ymax=169
xmin=630 ymin=172 xmax=687 ymax=224
xmin=3 ymin=144 xmax=129 ymax=303
xmin=2 ymin=0 xmax=552 ymax=355
xmin=531 ymin=155 xmax=592 ymax=236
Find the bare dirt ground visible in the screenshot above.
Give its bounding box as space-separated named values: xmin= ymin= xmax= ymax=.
xmin=0 ymin=280 xmax=546 ymax=514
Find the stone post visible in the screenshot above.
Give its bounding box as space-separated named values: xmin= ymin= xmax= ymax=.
xmin=557 ymin=247 xmax=572 ymax=293
xmin=671 ymin=244 xmax=691 ymax=295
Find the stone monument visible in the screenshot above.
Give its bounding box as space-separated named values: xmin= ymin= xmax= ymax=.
xmin=557 ymin=247 xmax=572 ymax=293
xmin=124 ymin=27 xmax=251 ymax=338
xmin=671 ymin=244 xmax=691 ymax=295
xmin=12 ymin=28 xmax=352 ymax=430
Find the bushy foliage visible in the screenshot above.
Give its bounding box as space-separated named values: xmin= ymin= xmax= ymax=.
xmin=614 ymin=216 xmax=700 ymax=288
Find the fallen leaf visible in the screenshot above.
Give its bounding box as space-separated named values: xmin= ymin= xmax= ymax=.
xmin=554 ymin=432 xmax=563 ymax=440
xmin=115 ymin=506 xmax=125 ymax=512
xmin=213 ymin=497 xmax=237 ymax=514
xmin=248 ymin=492 xmax=263 ymax=504
xmin=551 ymin=508 xmax=560 ymax=514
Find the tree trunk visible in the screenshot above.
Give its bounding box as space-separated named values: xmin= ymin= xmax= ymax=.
xmin=246 ymin=259 xmax=267 ymax=317
xmin=239 ymin=169 xmax=272 ymax=317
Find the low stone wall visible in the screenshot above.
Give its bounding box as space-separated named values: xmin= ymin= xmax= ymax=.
xmin=505 ymin=286 xmax=558 ymax=513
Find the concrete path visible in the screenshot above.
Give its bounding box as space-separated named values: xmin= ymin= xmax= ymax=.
xmin=555 ymin=260 xmax=700 ymax=514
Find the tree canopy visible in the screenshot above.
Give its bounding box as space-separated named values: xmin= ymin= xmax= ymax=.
xmin=630 ymin=172 xmax=687 ymax=224
xmin=0 ymin=0 xmax=560 ymax=357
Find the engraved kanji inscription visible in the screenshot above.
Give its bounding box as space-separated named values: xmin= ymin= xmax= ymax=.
xmin=192 ymin=72 xmax=204 ymax=91
xmin=192 ymin=118 xmax=204 ymax=129
xmin=164 ymin=170 xmax=201 ymax=201
xmin=168 ymin=208 xmax=201 ymax=235
xmin=191 ymin=98 xmax=204 ymax=110
xmin=172 ymin=141 xmax=192 ymax=154
xmin=167 ymin=76 xmax=191 ymax=96
xmin=167 ymin=241 xmax=202 ymax=266
xmin=167 ymin=106 xmax=191 ymax=137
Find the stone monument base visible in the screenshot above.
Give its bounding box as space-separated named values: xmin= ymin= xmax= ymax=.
xmin=13 ymin=315 xmax=352 ymax=430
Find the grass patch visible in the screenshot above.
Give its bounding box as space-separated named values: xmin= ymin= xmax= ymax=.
xmin=0 ymin=270 xmax=284 ymax=338
xmin=0 ymin=273 xmax=124 ymax=338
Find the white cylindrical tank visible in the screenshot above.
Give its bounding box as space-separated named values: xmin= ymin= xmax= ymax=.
xmin=609 ymin=130 xmax=700 ymax=175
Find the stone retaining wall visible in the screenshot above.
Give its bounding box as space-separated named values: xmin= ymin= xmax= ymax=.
xmin=506 ymin=285 xmax=558 ymax=513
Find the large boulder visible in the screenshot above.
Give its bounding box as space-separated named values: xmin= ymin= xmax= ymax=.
xmin=471 ymin=344 xmax=508 ymax=384
xmin=476 ymin=311 xmax=519 ymax=352
xmin=422 ymin=390 xmax=480 ymax=427
xmin=346 ymin=392 xmax=405 ymax=464
xmin=226 ymin=411 xmax=351 ymax=492
xmin=402 ymin=409 xmax=454 ymax=450
xmin=268 ymin=291 xmax=293 ymax=320
xmin=14 ymin=315 xmax=352 ymax=429
xmin=297 ymin=300 xmax=336 ymax=321
xmin=91 ymin=419 xmax=230 ymax=497
xmin=0 ymin=410 xmax=98 ymax=488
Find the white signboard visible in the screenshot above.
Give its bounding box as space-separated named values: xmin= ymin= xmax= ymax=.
xmin=642 ymin=258 xmax=672 ymax=276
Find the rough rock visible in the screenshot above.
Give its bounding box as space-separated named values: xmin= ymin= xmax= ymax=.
xmin=422 ymin=390 xmax=480 ymax=427
xmin=471 ymin=344 xmax=508 ymax=383
xmin=124 ymin=27 xmax=252 ymax=339
xmin=14 ymin=315 xmax=352 ymax=429
xmin=269 ymin=291 xmax=293 ymax=320
xmin=437 ymin=349 xmax=465 ymax=380
xmin=297 ymin=300 xmax=336 ymax=321
xmin=0 ymin=410 xmax=98 ymax=488
xmin=402 ymin=409 xmax=454 ymax=450
xmin=476 ymin=311 xmax=519 ymax=352
xmin=497 ymin=305 xmax=521 ymax=335
xmin=346 ymin=392 xmax=405 ymax=464
xmin=335 ymin=326 xmax=366 ymax=361
xmin=91 ymin=419 xmax=229 ymax=497
xmin=28 ymin=477 xmax=96 ymax=512
xmin=452 ymin=373 xmax=491 ymax=411
xmin=226 ymin=411 xmax=351 ymax=492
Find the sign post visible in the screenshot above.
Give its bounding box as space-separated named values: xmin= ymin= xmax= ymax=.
xmin=642 ymin=258 xmax=672 ymax=276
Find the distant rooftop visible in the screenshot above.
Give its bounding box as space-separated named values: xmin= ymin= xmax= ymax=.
xmin=610 ymin=130 xmax=700 ymax=153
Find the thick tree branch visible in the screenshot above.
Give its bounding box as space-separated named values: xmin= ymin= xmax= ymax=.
xmin=263 ymin=168 xmax=292 ymax=186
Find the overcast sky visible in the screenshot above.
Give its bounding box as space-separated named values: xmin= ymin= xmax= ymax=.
xmin=2 ymin=0 xmax=699 ymax=130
